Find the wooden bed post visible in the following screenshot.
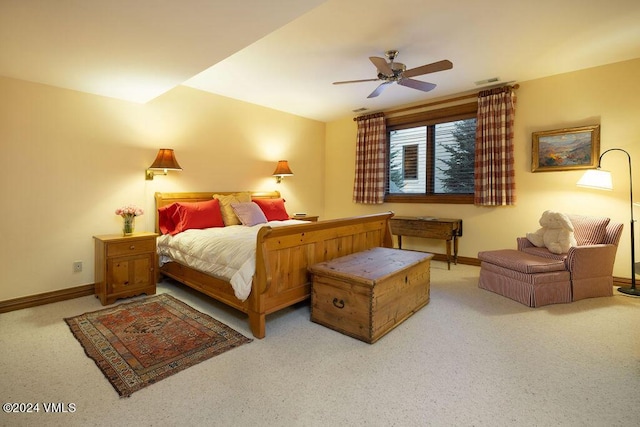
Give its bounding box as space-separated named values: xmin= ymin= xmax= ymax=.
xmin=248 ymin=311 xmax=266 ymax=339
xmin=249 ymin=230 xmax=270 ymax=339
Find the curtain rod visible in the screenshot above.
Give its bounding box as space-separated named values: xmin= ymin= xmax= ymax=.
xmin=353 ymin=83 xmax=519 ymax=120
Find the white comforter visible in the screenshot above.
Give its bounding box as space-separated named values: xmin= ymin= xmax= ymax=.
xmin=157 ymin=220 xmax=306 ymax=301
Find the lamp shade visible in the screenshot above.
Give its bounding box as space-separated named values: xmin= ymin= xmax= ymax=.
xmin=148 ymin=148 xmax=182 ymax=171
xmin=576 ymin=169 xmax=613 ymax=190
xmin=272 ymin=160 xmax=293 ymax=177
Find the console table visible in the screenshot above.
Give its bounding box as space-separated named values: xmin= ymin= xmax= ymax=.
xmin=390 ymin=216 xmax=463 ymax=269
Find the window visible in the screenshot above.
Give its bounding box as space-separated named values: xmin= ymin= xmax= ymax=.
xmin=385 ymin=103 xmax=477 ymax=204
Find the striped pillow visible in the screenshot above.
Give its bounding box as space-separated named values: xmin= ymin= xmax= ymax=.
xmin=567 ymin=215 xmax=610 ymax=246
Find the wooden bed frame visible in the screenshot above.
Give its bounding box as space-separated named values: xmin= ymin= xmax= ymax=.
xmin=155 ymin=191 xmax=394 ymax=338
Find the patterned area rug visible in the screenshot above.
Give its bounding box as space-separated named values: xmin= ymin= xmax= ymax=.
xmin=65 ymin=293 xmax=251 ymax=397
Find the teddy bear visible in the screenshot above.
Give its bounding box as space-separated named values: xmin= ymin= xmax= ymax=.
xmin=526 ymin=210 xmax=577 ymax=254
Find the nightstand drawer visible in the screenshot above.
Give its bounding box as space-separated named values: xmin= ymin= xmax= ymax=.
xmin=107 ymin=239 xmax=155 ymax=257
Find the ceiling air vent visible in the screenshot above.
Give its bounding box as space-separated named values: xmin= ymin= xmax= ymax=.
xmin=475 ymin=77 xmax=500 ymax=86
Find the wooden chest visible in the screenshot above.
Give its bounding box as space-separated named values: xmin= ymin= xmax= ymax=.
xmin=309 ymin=247 xmax=433 ymax=343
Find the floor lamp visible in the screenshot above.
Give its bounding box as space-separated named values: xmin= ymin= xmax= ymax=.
xmin=576 ymin=148 xmax=638 ymax=296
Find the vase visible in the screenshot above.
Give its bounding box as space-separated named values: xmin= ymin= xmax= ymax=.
xmin=123 ymin=216 xmax=135 ymax=236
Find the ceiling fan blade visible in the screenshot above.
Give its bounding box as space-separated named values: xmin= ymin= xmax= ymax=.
xmin=403 ymin=60 xmax=453 ymax=78
xmin=367 ymin=82 xmax=392 ymax=98
xmin=369 ymin=56 xmax=393 ymax=75
xmin=333 ymin=78 xmax=380 ymax=85
xmin=398 ymin=78 xmax=437 ymax=92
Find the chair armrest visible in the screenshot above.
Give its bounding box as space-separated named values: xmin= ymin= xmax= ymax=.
xmin=565 ymin=244 xmax=618 ymax=278
xmin=517 ymin=237 xmax=534 ymax=251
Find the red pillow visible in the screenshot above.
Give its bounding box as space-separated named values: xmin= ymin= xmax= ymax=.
xmin=158 ymin=203 xmax=180 ymax=235
xmin=253 ymin=198 xmax=289 ymax=221
xmin=170 ymin=199 xmax=224 ymax=235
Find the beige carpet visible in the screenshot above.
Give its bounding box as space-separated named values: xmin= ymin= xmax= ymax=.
xmin=0 ymin=261 xmax=638 ymax=426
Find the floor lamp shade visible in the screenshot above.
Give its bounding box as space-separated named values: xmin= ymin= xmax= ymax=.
xmin=576 ymin=169 xmax=613 ymax=190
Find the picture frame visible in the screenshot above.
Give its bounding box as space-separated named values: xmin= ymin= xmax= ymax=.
xmin=531 ymin=125 xmax=600 ymax=172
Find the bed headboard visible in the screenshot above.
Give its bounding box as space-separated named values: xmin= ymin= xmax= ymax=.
xmin=154 ymin=191 xmax=281 ymax=233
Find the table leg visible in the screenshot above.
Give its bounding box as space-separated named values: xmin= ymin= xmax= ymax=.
xmin=397 ymin=235 xmax=403 ymax=249
xmin=453 ymin=235 xmax=459 ymax=265
xmin=445 ymin=239 xmax=451 ymax=270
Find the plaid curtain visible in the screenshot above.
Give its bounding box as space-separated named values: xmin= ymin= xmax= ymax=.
xmin=353 ymin=113 xmax=386 ymax=204
xmin=474 ymin=87 xmax=517 ymax=206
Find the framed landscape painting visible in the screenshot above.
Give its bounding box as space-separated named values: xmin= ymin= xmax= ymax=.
xmin=531 ymin=125 xmax=600 ymax=172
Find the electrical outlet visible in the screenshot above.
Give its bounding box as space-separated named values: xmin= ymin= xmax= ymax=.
xmin=73 ymin=261 xmax=82 ymax=273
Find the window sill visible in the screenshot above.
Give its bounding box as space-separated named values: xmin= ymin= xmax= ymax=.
xmin=384 ymin=194 xmax=474 ymax=204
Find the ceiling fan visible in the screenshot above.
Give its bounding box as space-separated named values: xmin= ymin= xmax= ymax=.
xmin=333 ymin=50 xmax=453 ymax=98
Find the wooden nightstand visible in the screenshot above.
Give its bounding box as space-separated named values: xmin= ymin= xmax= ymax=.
xmin=291 ymin=215 xmax=319 ymax=222
xmin=93 ymin=232 xmax=158 ymax=305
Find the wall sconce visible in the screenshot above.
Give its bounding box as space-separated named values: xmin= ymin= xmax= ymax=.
xmin=145 ymin=149 xmax=182 ymax=180
xmin=272 ymin=160 xmax=293 ymax=184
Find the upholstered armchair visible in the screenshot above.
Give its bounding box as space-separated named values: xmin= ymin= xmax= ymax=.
xmin=516 ymin=215 xmax=623 ymax=300
xmin=478 ymin=215 xmax=623 ymax=307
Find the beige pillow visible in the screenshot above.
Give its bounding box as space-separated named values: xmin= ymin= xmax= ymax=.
xmin=213 ymin=192 xmax=251 ymax=226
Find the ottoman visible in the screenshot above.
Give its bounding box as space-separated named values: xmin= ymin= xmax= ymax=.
xmin=477 ymin=249 xmax=571 ymax=307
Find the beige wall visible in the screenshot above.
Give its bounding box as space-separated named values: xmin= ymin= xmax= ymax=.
xmin=2 ymin=58 xmax=638 ymax=302
xmin=325 ymin=58 xmax=640 ymax=279
xmin=0 ymin=79 xmax=325 ymax=301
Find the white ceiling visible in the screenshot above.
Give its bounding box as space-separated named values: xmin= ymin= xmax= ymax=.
xmin=2 ymin=0 xmax=640 ymax=123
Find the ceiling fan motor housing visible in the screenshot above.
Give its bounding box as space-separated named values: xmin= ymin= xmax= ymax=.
xmin=378 ymin=62 xmax=406 ymax=81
